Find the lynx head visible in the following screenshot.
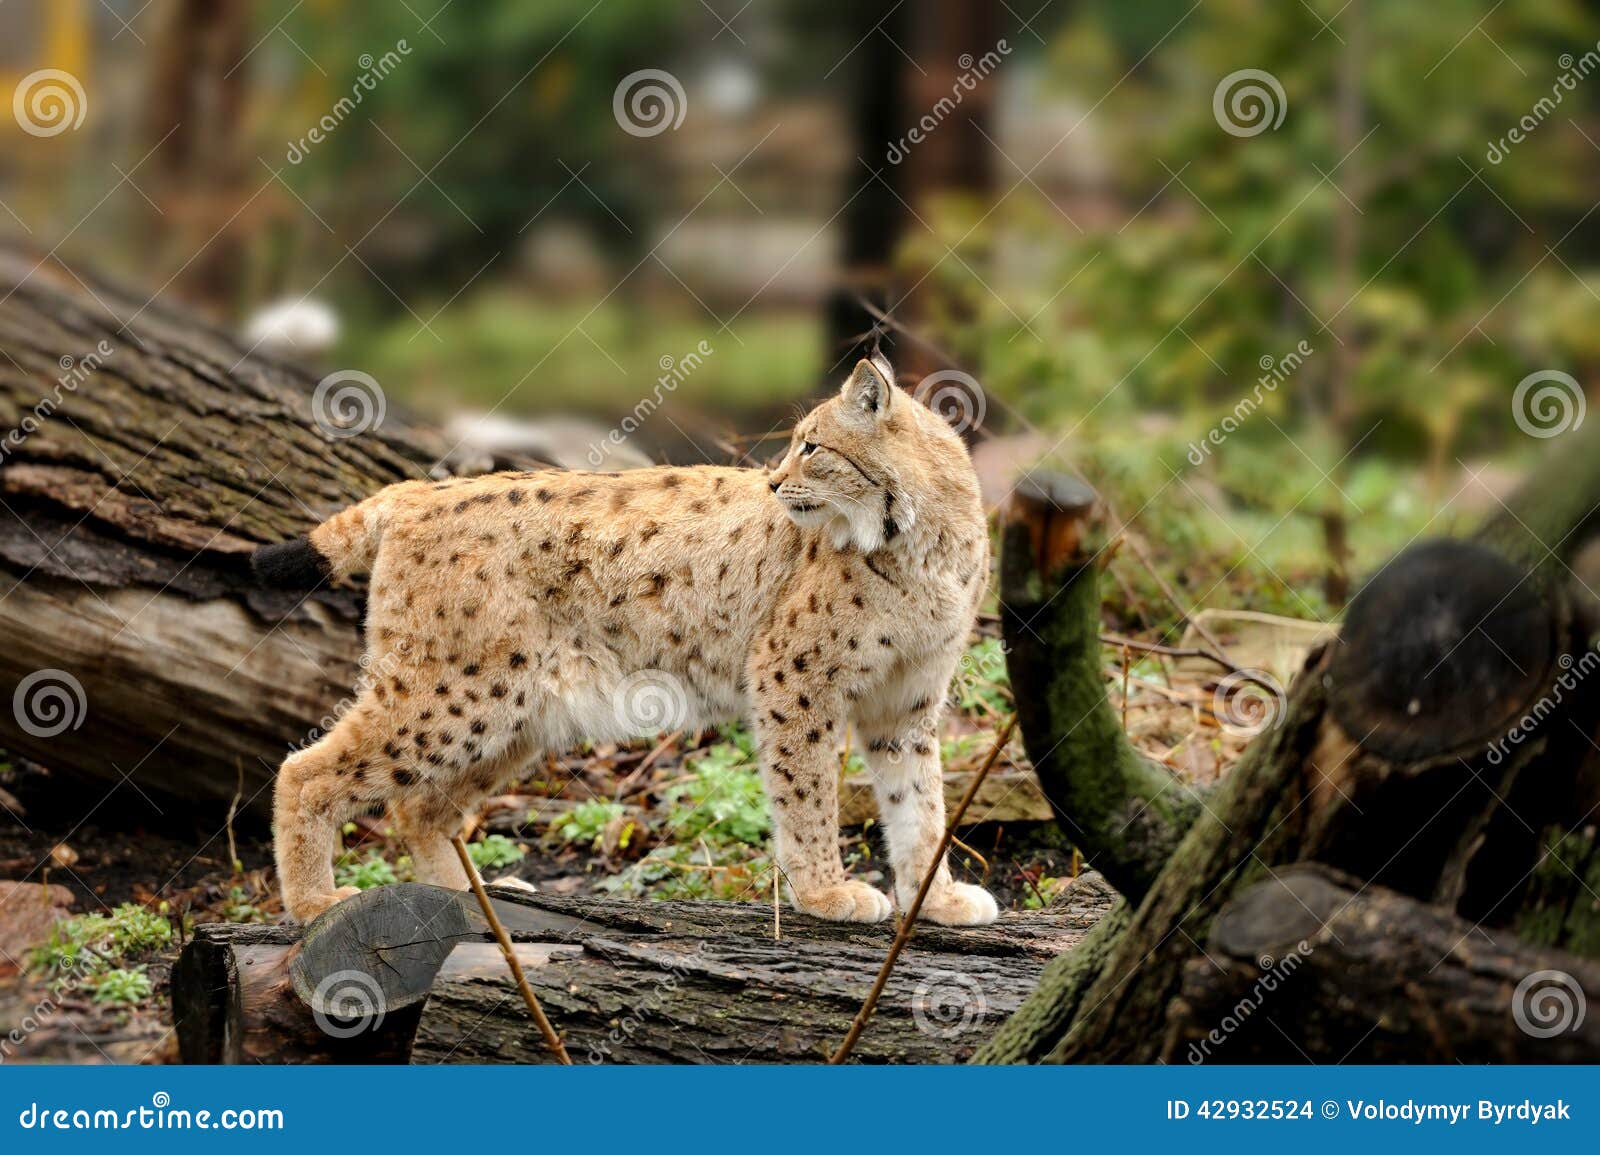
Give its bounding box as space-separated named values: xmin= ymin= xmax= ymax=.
xmin=767 ymin=355 xmax=976 ymax=553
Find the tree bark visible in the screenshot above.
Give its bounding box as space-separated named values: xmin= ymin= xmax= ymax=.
xmin=173 ymin=875 xmax=1118 ymax=1064
xmin=0 ymin=249 xmax=453 ymax=811
xmin=1164 ymin=864 xmax=1600 ymax=1063
xmin=980 ymin=446 xmax=1600 ymax=1063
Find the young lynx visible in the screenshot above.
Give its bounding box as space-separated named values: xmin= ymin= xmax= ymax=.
xmin=255 ymin=357 xmax=997 ymax=925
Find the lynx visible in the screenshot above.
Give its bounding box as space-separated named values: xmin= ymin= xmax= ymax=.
xmin=255 ymin=357 xmax=998 ymax=925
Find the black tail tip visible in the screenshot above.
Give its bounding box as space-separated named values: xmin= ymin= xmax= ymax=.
xmin=251 ymin=537 xmax=330 ymax=588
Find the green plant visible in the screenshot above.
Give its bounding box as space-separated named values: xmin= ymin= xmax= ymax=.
xmin=1021 ymin=872 xmax=1072 ymax=911
xmin=663 ymin=738 xmax=771 ymax=848
xmin=221 ymin=886 xmax=267 ymax=924
xmin=334 ymin=850 xmax=399 ymax=891
xmin=953 ymin=637 xmax=1011 ymax=716
xmin=549 ymin=799 xmax=630 ymax=849
xmin=467 ymin=834 xmax=527 ymax=871
xmin=87 ymin=966 xmax=152 ymax=1007
xmin=603 ymin=844 xmax=776 ymax=903
xmin=30 ymin=904 xmax=173 ymax=974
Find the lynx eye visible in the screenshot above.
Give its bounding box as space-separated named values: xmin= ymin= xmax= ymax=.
xmin=800 ymin=441 xmax=819 ymax=457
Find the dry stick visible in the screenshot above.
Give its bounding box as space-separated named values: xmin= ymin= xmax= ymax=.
xmin=828 ymin=715 xmax=1018 ymax=1065
xmin=226 ymin=758 xmax=245 ymax=876
xmin=450 ymin=836 xmax=573 ymax=1065
xmin=1120 ymin=645 xmax=1131 ymax=730
xmin=772 ymin=864 xmax=781 ymax=942
xmin=613 ymin=729 xmax=680 ymax=798
xmin=1116 ymin=525 xmax=1232 ymax=661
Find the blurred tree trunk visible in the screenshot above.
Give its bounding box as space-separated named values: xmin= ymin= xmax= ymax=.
xmin=827 ymin=0 xmax=999 ymax=392
xmin=143 ymin=0 xmax=254 ymax=316
xmin=893 ymin=0 xmax=1000 ymax=386
xmin=1321 ymin=0 xmax=1364 ymax=607
xmin=826 ymin=1 xmax=909 ymax=368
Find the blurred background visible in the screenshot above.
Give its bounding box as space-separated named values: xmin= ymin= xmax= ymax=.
xmin=6 ymin=0 xmax=1600 ymax=622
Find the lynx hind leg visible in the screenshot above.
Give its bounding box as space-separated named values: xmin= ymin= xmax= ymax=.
xmin=273 ymin=705 xmax=393 ymax=922
xmin=389 ymin=789 xmax=472 ymax=891
xmin=389 ymin=747 xmax=532 ymax=890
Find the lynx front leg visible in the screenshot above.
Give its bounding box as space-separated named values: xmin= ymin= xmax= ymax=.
xmin=751 ymin=685 xmax=891 ymax=924
xmin=857 ymin=699 xmax=999 ymax=926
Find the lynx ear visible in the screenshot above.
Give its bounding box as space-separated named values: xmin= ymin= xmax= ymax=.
xmin=841 ymin=358 xmax=892 ymax=422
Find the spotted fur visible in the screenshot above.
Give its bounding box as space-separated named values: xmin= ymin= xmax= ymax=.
xmin=266 ymin=358 xmax=996 ymax=926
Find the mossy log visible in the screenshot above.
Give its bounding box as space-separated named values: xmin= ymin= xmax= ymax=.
xmin=998 ymin=474 xmax=1202 ymax=900
xmin=0 ymin=250 xmax=455 ymax=810
xmin=981 ymin=449 xmax=1600 ymax=1064
xmin=1164 ymin=864 xmax=1600 ymax=1063
xmin=173 ymin=876 xmax=1118 ymax=1064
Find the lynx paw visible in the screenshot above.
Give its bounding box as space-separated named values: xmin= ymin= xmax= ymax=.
xmin=793 ymin=880 xmax=893 ymax=923
xmin=287 ymin=885 xmax=363 ymax=923
xmin=918 ymin=882 xmax=999 ymax=926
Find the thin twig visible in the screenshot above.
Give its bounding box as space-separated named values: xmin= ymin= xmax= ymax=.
xmin=451 ymin=836 xmax=572 ymax=1064
xmin=613 ymin=730 xmax=680 ymax=798
xmin=949 ymin=834 xmax=990 ymax=879
xmin=1120 ymin=645 xmax=1131 ymax=730
xmin=226 ymin=759 xmax=245 ymax=876
xmin=1115 ymin=524 xmax=1232 ymax=660
xmin=828 ymin=715 xmax=1017 ymax=1065
xmin=1098 ymin=632 xmax=1273 ymax=687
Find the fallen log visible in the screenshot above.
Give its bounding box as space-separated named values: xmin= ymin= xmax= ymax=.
xmin=173 ymin=875 xmax=1117 ymax=1064
xmin=0 ymin=250 xmax=460 ymax=812
xmin=1164 ymin=864 xmax=1600 ymax=1063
